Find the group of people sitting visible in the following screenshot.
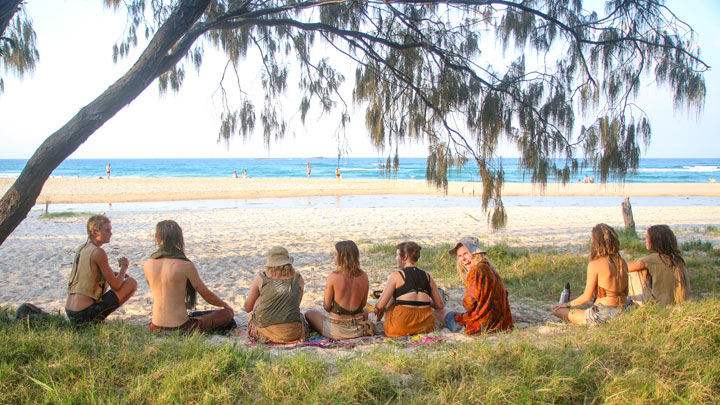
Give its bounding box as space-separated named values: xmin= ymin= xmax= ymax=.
xmin=65 ymin=215 xmax=689 ymax=342
xmin=551 ymin=223 xmax=690 ymax=325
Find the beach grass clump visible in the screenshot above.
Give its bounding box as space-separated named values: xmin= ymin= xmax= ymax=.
xmin=40 ymin=211 xmax=96 ymax=220
xmin=680 ymin=239 xmax=714 ymax=252
xmin=2 ymin=298 xmax=719 ymax=403
xmin=614 ymin=226 xmax=646 ymax=253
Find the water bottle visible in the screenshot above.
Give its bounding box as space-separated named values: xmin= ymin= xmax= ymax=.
xmin=559 ymin=283 xmax=571 ymax=304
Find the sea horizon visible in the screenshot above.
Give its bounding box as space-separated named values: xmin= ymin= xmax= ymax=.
xmin=1 ymin=157 xmax=719 ymax=183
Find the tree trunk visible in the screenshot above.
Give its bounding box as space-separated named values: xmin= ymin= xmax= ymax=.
xmin=622 ymin=197 xmax=635 ymax=234
xmin=0 ymin=0 xmax=22 ymax=39
xmin=0 ymin=0 xmax=211 ymax=246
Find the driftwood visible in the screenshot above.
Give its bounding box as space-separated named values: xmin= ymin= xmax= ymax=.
xmin=622 ymin=197 xmax=636 ymax=234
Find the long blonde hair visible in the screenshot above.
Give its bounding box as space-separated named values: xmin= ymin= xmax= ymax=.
xmin=266 ymin=264 xmax=295 ymax=278
xmin=456 ymin=252 xmax=494 ymax=280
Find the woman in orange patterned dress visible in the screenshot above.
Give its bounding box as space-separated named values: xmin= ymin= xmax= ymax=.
xmin=435 ymin=236 xmax=513 ymax=334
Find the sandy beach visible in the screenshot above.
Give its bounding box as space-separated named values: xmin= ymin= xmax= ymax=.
xmin=1 ymin=177 xmax=719 ymax=338
xmin=2 ymin=177 xmax=720 ymax=204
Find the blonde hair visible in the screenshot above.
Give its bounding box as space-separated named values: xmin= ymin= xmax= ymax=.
xmin=86 ymin=214 xmax=110 ymax=238
xmin=589 ymin=223 xmax=620 ymax=260
xmin=456 ymin=252 xmax=494 ymax=280
xmin=335 ymin=240 xmax=362 ymax=277
xmin=266 ymin=264 xmax=295 ymax=278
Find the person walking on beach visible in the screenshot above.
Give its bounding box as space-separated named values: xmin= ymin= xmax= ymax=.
xmin=435 ymin=236 xmax=513 ymax=334
xmin=106 ymin=163 xmax=111 ymax=179
xmin=305 ymin=240 xmax=375 ymax=339
xmin=65 ymin=215 xmax=137 ymax=323
xmin=306 ymin=162 xmax=312 ymax=178
xmin=335 ymin=167 xmax=341 ymax=181
xmin=144 ymin=220 xmax=235 ymax=334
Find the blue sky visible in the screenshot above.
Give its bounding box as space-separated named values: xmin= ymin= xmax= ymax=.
xmin=0 ymin=0 xmax=718 ymax=159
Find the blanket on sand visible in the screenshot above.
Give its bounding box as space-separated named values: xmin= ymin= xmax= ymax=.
xmin=246 ymin=332 xmax=443 ymax=349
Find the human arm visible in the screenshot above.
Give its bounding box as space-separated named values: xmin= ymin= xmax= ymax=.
xmin=322 ymin=273 xmax=335 ymax=312
xmin=92 ymin=248 xmax=128 ymax=292
xmin=428 ymin=276 xmax=445 ymax=310
xmin=552 ymin=261 xmax=597 ymax=312
xmin=244 ymin=274 xmax=263 ymax=313
xmin=298 ymin=274 xmax=305 ymax=305
xmin=187 ymin=263 xmax=234 ymax=315
xmin=374 ymin=272 xmax=397 ymax=321
xmin=627 ymin=259 xmax=647 ymax=272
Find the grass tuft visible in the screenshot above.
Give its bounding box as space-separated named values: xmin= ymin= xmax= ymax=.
xmin=40 ymin=211 xmax=96 ymax=220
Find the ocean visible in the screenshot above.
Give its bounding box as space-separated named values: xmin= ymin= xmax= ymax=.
xmin=1 ymin=157 xmax=719 ymax=183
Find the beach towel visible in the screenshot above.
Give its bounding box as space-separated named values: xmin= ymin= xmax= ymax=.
xmin=246 ymin=332 xmax=443 ymax=350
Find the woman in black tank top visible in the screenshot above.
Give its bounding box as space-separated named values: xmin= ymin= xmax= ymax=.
xmin=374 ymin=241 xmax=445 ymax=337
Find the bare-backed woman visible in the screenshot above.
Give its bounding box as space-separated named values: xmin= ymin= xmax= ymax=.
xmin=305 ymin=240 xmax=375 ymax=339
xmin=552 ymin=223 xmax=629 ymax=325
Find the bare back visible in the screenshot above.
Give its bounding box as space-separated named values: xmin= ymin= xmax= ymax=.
xmin=144 ymin=258 xmax=195 ymax=327
xmin=324 ymin=270 xmax=369 ymax=319
xmin=590 ymin=255 xmax=629 ymax=306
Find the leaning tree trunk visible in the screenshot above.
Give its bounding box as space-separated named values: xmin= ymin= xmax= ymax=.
xmin=622 ymin=197 xmax=636 ymax=234
xmin=0 ymin=0 xmax=22 ymax=38
xmin=0 ymin=0 xmax=211 ymax=246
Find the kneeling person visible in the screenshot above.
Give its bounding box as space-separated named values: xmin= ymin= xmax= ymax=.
xmin=144 ymin=220 xmax=235 ymax=334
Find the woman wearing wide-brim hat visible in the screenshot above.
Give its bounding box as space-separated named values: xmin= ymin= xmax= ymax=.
xmin=245 ymin=246 xmax=309 ymax=343
xmin=435 ymin=236 xmax=514 ymax=335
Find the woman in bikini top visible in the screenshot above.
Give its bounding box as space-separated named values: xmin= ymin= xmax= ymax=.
xmin=552 ymin=224 xmax=629 ymax=324
xmin=305 ymin=240 xmax=371 ymax=333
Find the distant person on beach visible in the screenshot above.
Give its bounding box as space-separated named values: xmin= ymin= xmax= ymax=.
xmin=583 ymin=175 xmax=589 ymax=183
xmin=374 ymin=241 xmax=444 ymax=337
xmin=242 ymin=169 xmax=247 ymax=179
xmin=65 ymin=215 xmax=137 ymax=323
xmin=435 ymin=236 xmax=513 ymax=334
xmin=627 ymin=225 xmax=689 ymax=306
xmin=307 ymin=162 xmax=312 ymax=178
xmin=335 ymin=167 xmax=341 ymax=181
xmin=305 ymin=240 xmax=375 ymax=339
xmin=589 ymin=176 xmax=595 ymax=183
xmin=143 ymin=220 xmax=235 ymax=334
xmin=245 ymin=246 xmax=309 ymax=343
xmin=106 ymin=163 xmax=111 ymax=179
xmin=233 ymin=171 xmax=238 ymax=178
xmin=552 ymin=224 xmax=629 ymax=325
xmin=710 ymin=178 xmax=716 ymax=183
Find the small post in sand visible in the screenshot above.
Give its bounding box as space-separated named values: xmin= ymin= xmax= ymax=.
xmin=621 ymin=197 xmax=635 ymax=234
xmin=44 ymin=200 xmax=50 ymax=216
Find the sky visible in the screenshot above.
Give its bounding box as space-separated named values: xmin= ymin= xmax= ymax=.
xmin=0 ymin=0 xmax=718 ymax=160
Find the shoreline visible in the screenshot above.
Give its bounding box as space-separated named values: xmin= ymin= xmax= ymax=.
xmin=2 ymin=177 xmax=719 ymax=204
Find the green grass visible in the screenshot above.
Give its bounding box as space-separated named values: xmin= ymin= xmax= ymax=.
xmin=40 ymin=211 xmax=97 ymax=219
xmin=2 ymin=299 xmax=719 ymax=403
xmin=3 ymin=240 xmax=719 ymax=403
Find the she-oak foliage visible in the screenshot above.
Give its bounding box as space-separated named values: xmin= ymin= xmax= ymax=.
xmin=0 ymin=0 xmax=707 ymax=245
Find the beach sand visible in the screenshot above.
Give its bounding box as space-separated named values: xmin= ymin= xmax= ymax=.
xmin=2 ymin=177 xmax=719 ymax=204
xmin=1 ymin=178 xmax=719 ymax=344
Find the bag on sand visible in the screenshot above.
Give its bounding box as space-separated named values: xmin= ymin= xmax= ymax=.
xmin=15 ymin=303 xmax=48 ymax=320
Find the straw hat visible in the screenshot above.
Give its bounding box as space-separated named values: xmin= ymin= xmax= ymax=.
xmin=449 ymin=236 xmax=486 ymax=257
xmin=265 ymin=246 xmax=294 ymax=267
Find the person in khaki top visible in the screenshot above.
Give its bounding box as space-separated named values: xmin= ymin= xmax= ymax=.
xmin=628 ymin=225 xmax=690 ymax=306
xmin=65 ymin=215 xmax=137 ymax=323
xmin=144 ymin=220 xmax=235 ymax=333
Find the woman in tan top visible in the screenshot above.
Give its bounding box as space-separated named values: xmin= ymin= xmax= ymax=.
xmin=552 ymin=224 xmax=629 ymax=325
xmin=65 ymin=215 xmax=137 ymax=323
xmin=627 ymin=225 xmax=689 ymax=306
